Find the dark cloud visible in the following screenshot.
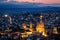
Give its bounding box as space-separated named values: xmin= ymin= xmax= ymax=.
xmin=0 ymin=0 xmax=7 ymax=1
xmin=0 ymin=0 xmax=15 ymax=2
xmin=0 ymin=0 xmax=11 ymax=3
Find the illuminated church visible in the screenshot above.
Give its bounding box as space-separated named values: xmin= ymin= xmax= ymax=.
xmin=36 ymin=15 xmax=47 ymax=36
xmin=22 ymin=15 xmax=47 ymax=37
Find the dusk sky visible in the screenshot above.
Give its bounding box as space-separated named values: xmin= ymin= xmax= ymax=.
xmin=0 ymin=0 xmax=60 ymax=4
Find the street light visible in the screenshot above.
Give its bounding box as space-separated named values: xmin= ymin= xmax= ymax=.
xmin=4 ymin=14 xmax=8 ymax=17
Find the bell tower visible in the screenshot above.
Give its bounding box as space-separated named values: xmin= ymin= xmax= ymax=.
xmin=36 ymin=15 xmax=44 ymax=33
xmin=36 ymin=15 xmax=47 ymax=36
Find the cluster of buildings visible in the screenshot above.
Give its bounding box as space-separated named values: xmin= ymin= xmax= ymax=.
xmin=0 ymin=13 xmax=60 ymax=40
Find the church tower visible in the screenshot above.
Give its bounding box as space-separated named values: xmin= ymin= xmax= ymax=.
xmin=36 ymin=15 xmax=44 ymax=33
xmin=29 ymin=22 xmax=33 ymax=32
xmin=36 ymin=15 xmax=47 ymax=36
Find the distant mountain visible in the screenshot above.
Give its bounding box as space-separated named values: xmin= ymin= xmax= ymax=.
xmin=0 ymin=2 xmax=60 ymax=8
xmin=0 ymin=2 xmax=60 ymax=14
xmin=0 ymin=2 xmax=44 ymax=8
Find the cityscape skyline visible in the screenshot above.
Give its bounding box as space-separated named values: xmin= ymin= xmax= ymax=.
xmin=0 ymin=0 xmax=60 ymax=40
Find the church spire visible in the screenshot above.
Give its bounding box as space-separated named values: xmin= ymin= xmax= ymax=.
xmin=40 ymin=15 xmax=43 ymax=22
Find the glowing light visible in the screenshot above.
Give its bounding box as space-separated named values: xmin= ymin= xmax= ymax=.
xmin=22 ymin=23 xmax=27 ymax=30
xmin=53 ymin=27 xmax=58 ymax=34
xmin=26 ymin=32 xmax=32 ymax=35
xmin=4 ymin=14 xmax=8 ymax=17
xmin=42 ymin=32 xmax=47 ymax=37
xmin=29 ymin=22 xmax=33 ymax=32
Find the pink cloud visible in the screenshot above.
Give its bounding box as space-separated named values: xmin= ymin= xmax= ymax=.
xmin=1 ymin=0 xmax=60 ymax=4
xmin=14 ymin=0 xmax=60 ymax=4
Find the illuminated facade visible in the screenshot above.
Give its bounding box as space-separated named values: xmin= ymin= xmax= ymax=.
xmin=22 ymin=23 xmax=27 ymax=30
xmin=36 ymin=15 xmax=47 ymax=36
xmin=53 ymin=27 xmax=58 ymax=34
xmin=29 ymin=22 xmax=33 ymax=32
xmin=21 ymin=15 xmax=47 ymax=37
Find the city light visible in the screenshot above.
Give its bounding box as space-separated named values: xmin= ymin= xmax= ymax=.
xmin=4 ymin=14 xmax=12 ymax=24
xmin=4 ymin=14 xmax=8 ymax=17
xmin=0 ymin=13 xmax=59 ymax=40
